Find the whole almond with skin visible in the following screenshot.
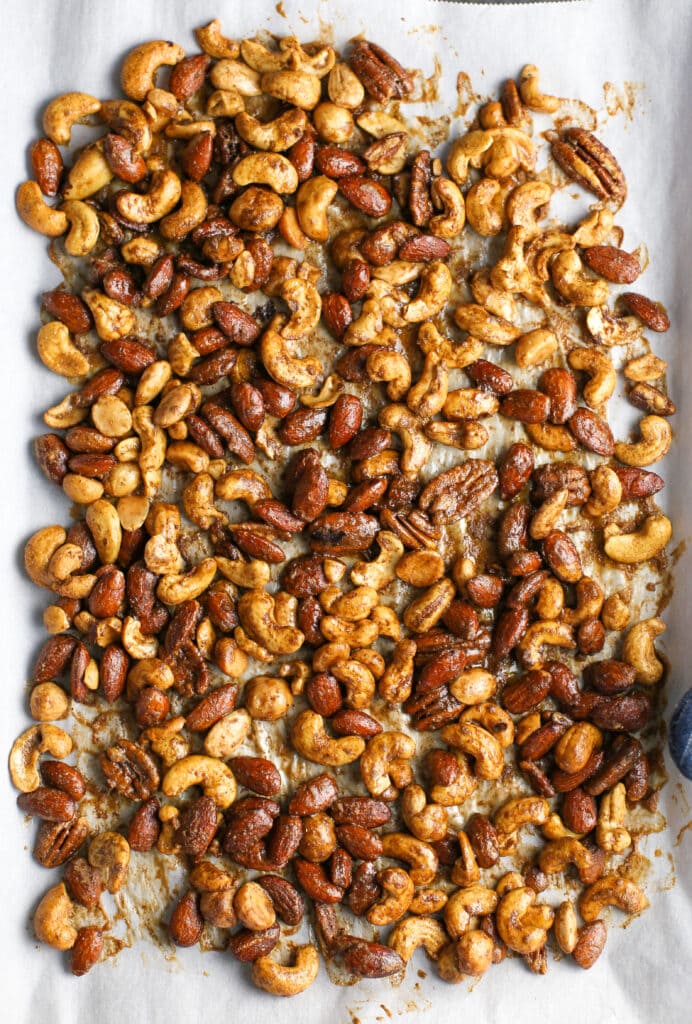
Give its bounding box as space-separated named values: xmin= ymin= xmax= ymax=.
xmin=100 ymin=339 xmax=156 ymax=373
xmin=229 ymin=757 xmax=282 ymax=797
xmin=321 ymin=291 xmax=353 ymax=338
xmin=289 ymin=774 xmax=339 ymax=816
xmin=177 ymin=796 xmax=218 ymax=859
xmin=17 ymin=786 xmax=76 ymax=822
xmin=42 ymin=289 xmax=92 ymax=333
xmin=316 ymin=146 xmax=366 ymax=178
xmin=330 ymin=797 xmax=392 ymax=828
xmin=293 ymin=858 xmax=344 ymax=903
xmin=308 ymin=512 xmax=379 ymax=554
xmin=229 ymin=382 xmax=265 ymax=432
xmin=543 ymin=529 xmax=583 ymax=582
xmin=186 ymin=683 xmax=238 ymax=731
xmin=181 ymin=131 xmax=214 ymax=182
xmin=628 ymin=383 xmax=675 ymax=417
xmin=540 ymin=368 xmax=578 ymax=425
xmin=398 ymin=234 xmax=452 ymax=262
xmin=583 ymin=245 xmax=641 ymax=283
xmin=169 ymin=891 xmax=204 ymax=947
xmin=467 ymin=359 xmax=514 ymax=396
xmin=502 ymin=669 xmax=552 ymax=713
xmin=331 ymin=709 xmax=383 ymax=737
xmin=329 ymin=394 xmax=363 ymax=449
xmin=254 ymin=499 xmax=306 ymax=534
xmin=280 ymin=407 xmax=328 ymax=445
xmin=569 ymin=408 xmax=614 ymax=455
xmin=344 ymin=940 xmax=405 ymax=978
xmin=501 ymin=390 xmax=551 ymax=424
xmin=31 ymin=138 xmax=63 ymax=196
xmin=99 ymin=644 xmax=129 ymax=703
xmin=561 ymin=787 xmax=598 ymax=833
xmin=169 ymin=54 xmax=211 ymax=100
xmin=466 ymin=813 xmax=500 ymax=867
xmin=613 ymin=465 xmax=664 ymax=498
xmin=572 ymin=921 xmax=607 ymax=969
xmin=228 ymin=924 xmax=280 ymax=962
xmin=339 ymin=176 xmax=392 ymax=217
xmin=64 ymin=857 xmax=103 ymax=907
xmin=620 ymin=291 xmax=670 ymax=331
xmin=41 ymin=761 xmax=86 ymax=801
xmin=499 ymin=442 xmax=534 ymax=499
xmin=306 ymin=673 xmax=343 ymax=717
xmin=103 ymin=133 xmax=147 ymax=182
xmin=103 ymin=268 xmax=141 ymax=306
xmin=35 ymin=434 xmax=69 ymax=485
xmin=33 ymin=634 xmax=78 ymax=682
xmin=256 ymin=875 xmax=304 ymax=925
xmin=212 ymin=301 xmax=261 ymax=344
xmin=342 ymin=259 xmax=371 ymax=301
xmin=71 ymin=926 xmax=104 ymax=976
xmin=288 ymin=135 xmax=316 ymax=181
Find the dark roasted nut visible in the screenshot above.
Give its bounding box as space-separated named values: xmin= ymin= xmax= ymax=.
xmin=409 ymin=150 xmax=433 ymax=227
xmin=229 ymin=382 xmax=265 ymax=432
xmin=520 ymin=714 xmax=571 ymax=760
xmin=35 ymin=434 xmax=70 ymax=484
xmin=156 ymin=271 xmax=191 ymax=316
xmin=330 ymin=797 xmax=392 ymax=828
xmin=552 ymin=750 xmax=605 ymax=793
xmin=614 ymin=466 xmax=665 ymax=499
xmin=329 ymin=394 xmax=363 ymax=450
xmin=33 ymin=635 xmax=78 ymax=681
xmin=293 ymin=858 xmax=343 ymax=903
xmin=467 ymin=360 xmax=514 ymax=396
xmin=501 ymin=389 xmax=551 ymax=424
xmin=31 ymin=138 xmax=63 ymax=196
xmin=178 ymin=795 xmax=218 ymax=859
xmin=540 ymin=368 xmax=578 ymax=425
xmin=498 ymin=442 xmax=534 ymax=500
xmin=292 ymin=453 xmax=330 ymax=523
xmin=561 ymin=787 xmax=598 ymax=833
xmin=339 ymin=176 xmax=392 ymax=218
xmin=547 ymin=661 xmax=580 ymax=706
xmin=104 ymin=133 xmax=147 ymax=183
xmin=348 ymin=862 xmax=381 ymax=916
xmin=569 ymin=408 xmax=614 ymax=455
xmin=349 ymin=40 xmax=412 ymax=102
xmin=34 ymin=817 xmax=89 ymax=868
xmin=466 ymin=574 xmax=504 ymax=608
xmin=254 ymin=379 xmax=296 ymax=418
xmin=42 ymin=289 xmax=92 ymax=333
xmin=257 ymin=875 xmax=304 ymax=926
xmin=532 ymin=463 xmax=591 ymax=505
xmin=288 ymin=134 xmax=316 ymax=181
xmin=229 ymin=757 xmax=282 ymax=797
xmin=41 ymin=761 xmax=86 ymax=801
xmin=331 ymin=709 xmax=383 ymax=738
xmin=64 ymin=856 xmax=103 ymax=907
xmin=100 ymin=643 xmax=129 ymax=702
xmin=335 ymin=823 xmax=383 ymax=861
xmin=289 ymin=774 xmax=339 ymax=816
xmin=543 ymin=529 xmax=582 ymax=583
xmin=254 ymin=499 xmax=306 ymax=534
xmin=577 ymin=618 xmax=605 ymax=655
xmin=344 ymin=940 xmax=405 ymax=978
xmin=321 ymin=291 xmax=352 ymax=339
xmin=127 ymin=797 xmax=161 ymax=852
xmin=583 ymin=246 xmax=641 ymax=284
xmin=308 ymin=512 xmax=378 ymax=554
xmin=503 ymin=670 xmax=552 ymax=713
xmin=497 ymin=502 xmax=530 ymax=557
xmin=189 ymin=348 xmax=237 ymax=385
xmin=279 ymin=407 xmax=328 ymax=445
xmin=628 ymin=383 xmax=676 ymax=417
xmin=88 ymin=565 xmax=125 ymax=618
xmin=399 ymin=234 xmax=452 ymax=262
xmin=620 ymin=292 xmax=670 ymax=332
xmin=181 ymin=131 xmax=214 ymax=181
xmin=316 ymin=146 xmax=367 ymax=178
xmin=169 ymin=891 xmax=204 ymax=947
xmin=228 ymin=923 xmax=280 ymax=962
xmin=103 ymin=267 xmax=141 ymax=306
xmin=466 ymin=813 xmax=500 ymax=868
xmin=170 ymin=53 xmax=211 ymax=99
xmin=201 ymin=401 xmax=254 ymax=463
xmin=492 ymin=607 xmax=530 ymax=660
xmin=419 ymin=461 xmax=498 ymax=525
xmin=100 ymin=339 xmax=155 ymax=374
xmin=71 ymin=926 xmax=104 ymax=976
xmin=551 ymin=127 xmax=626 ymax=203
xmin=135 ymin=687 xmax=170 ymax=727
xmin=18 ymin=786 xmax=75 ymax=822
xmin=330 ymin=848 xmax=352 ymax=889
xmin=572 ymin=921 xmax=607 ymax=969
xmin=100 ymin=739 xmax=160 ymax=800
xmin=306 ymin=673 xmax=343 ymax=717
xmin=584 ymin=737 xmax=643 ymax=796
xmin=347 ymin=427 xmax=393 ymax=461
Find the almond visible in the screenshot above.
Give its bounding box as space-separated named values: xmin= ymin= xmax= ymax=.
xmin=620 ymin=291 xmax=670 ymax=331
xmin=583 ymin=245 xmax=641 ymax=283
xmin=339 ymin=175 xmax=392 ymax=218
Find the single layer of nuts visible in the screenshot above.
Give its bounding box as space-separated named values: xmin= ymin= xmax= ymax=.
xmin=13 ymin=25 xmax=669 ymax=993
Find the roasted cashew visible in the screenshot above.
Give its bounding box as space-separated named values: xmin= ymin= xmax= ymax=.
xmin=596 ymin=783 xmax=631 ymax=854
xmin=378 ymin=639 xmax=417 ymax=704
xmin=361 ymin=732 xmax=415 ymax=799
xmin=573 ymin=208 xmax=615 ymax=247
xmin=567 ymin=347 xmax=617 ymax=407
xmin=159 ymin=181 xmax=207 ymax=240
xmin=429 ymin=178 xmax=465 ymax=238
xmin=494 ymin=796 xmax=550 ymax=853
xmin=121 ymin=40 xmax=186 ymax=101
xmin=381 ymin=833 xmax=439 ymax=886
xmin=585 ymin=467 xmax=622 ymax=517
xmin=586 ymin=305 xmax=642 ymax=347
xmin=525 ymin=421 xmax=578 ymax=453
xmin=328 ymin=63 xmax=365 ymax=108
xmin=538 ymin=837 xmax=603 ymax=885
xmin=446 ymin=130 xmax=493 ymax=185
xmin=624 ymin=353 xmax=668 ymax=383
xmin=404 ymin=262 xmax=452 ymax=322
xmin=232 ymin=152 xmax=299 ymax=194
xmin=60 ymin=200 xmax=100 ymax=256
xmin=506 ymin=180 xmax=553 ymax=236
xmin=561 ymin=577 xmax=604 ymax=626
xmin=621 ymin=617 xmax=666 ymax=684
xmin=449 ymin=669 xmax=497 ymax=706
xmin=517 ymin=619 xmax=575 ymax=668
xmin=604 ymin=514 xmax=671 ymax=564
xmin=43 ymin=91 xmax=101 ymax=145
xmin=366 ymin=350 xmax=412 ymax=401
xmin=444 ymin=885 xmax=497 ymax=940
xmin=261 ymin=315 xmax=322 ymax=389
xmin=235 ymin=109 xmax=307 ymax=151
xmin=388 ymin=916 xmax=447 ymax=963
xmin=496 ymin=887 xmax=554 ymax=954
xmin=16 ymin=181 xmax=68 ymax=237
xmin=614 ymin=415 xmax=671 ymax=466
xmin=465 ymin=178 xmax=505 ymax=236
xmin=530 ymin=488 xmax=569 ymax=541
xmin=195 ymin=19 xmax=239 ymax=58
xmin=204 ymin=710 xmax=251 ymax=759
xmin=126 ymin=658 xmax=175 ymax=698
xmin=34 ymin=883 xmax=77 ymax=951
xmin=82 ymin=288 xmax=136 ymax=341
xmin=238 ymin=589 xmax=304 ymax=654
xmin=251 ymin=944 xmax=320 ymax=997
xmin=551 ymin=250 xmax=609 ymax=307
xmin=579 ymin=876 xmax=647 ymax=923
xmin=89 ymin=831 xmax=131 ymax=893
xmin=241 ymin=37 xmax=334 ymax=76
xmin=440 ymin=722 xmax=504 ymax=780
xmin=37 ymin=321 xmax=90 ymax=378
xmin=261 ymin=69 xmax=321 ymax=109
xmin=554 ymin=901 xmax=579 ymax=954
xmin=401 ymin=784 xmax=448 ymax=842
xmin=367 ymin=868 xmax=415 ymax=926
xmin=210 ymin=59 xmax=261 ymax=97
xmin=121 ymin=616 xmax=158 ymax=659
xmin=281 ymin=278 xmax=321 ymax=339
xmin=344 ymin=300 xmax=397 ymax=348
xmin=215 ymin=467 xmax=272 ymax=507
xmin=350 ymin=531 xmax=404 ymax=589
xmin=406 ymin=353 xmax=448 ymax=418
xmin=162 ymin=754 xmax=236 ymax=809
xmin=216 ymin=558 xmax=270 ymax=589
xmin=443 ymin=388 xmax=499 ymax=420
xmin=9 ymin=724 xmax=73 ymax=792
xmin=62 ymin=143 xmax=113 ymax=200
xmin=379 ymin=403 xmax=432 ymax=476
xmin=519 ymin=65 xmax=560 ymax=112
xmin=156 ymin=558 xmax=217 ymax=605
xmin=116 ymin=169 xmax=182 ymax=224
xmin=460 ymin=702 xmax=515 ymax=748
xmin=453 ymin=303 xmax=522 ymax=345
xmin=290 ymin=710 xmax=365 ymax=766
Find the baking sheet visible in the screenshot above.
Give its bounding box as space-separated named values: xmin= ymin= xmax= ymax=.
xmin=1 ymin=0 xmax=691 ymax=1021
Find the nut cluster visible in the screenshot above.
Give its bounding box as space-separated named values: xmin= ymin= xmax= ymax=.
xmin=12 ymin=24 xmax=669 ymax=994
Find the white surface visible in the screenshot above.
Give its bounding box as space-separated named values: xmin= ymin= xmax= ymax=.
xmin=1 ymin=1 xmax=691 ymax=1021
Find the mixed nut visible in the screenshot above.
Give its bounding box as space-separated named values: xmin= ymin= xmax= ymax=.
xmin=11 ymin=23 xmax=672 ymax=995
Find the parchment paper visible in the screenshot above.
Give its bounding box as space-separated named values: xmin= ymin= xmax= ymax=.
xmin=1 ymin=1 xmax=690 ymax=1021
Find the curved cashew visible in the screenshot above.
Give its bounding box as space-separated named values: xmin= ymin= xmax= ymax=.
xmin=343 ymin=300 xmax=398 ymax=348
xmin=573 ymin=208 xmax=615 ymax=247
xmin=232 ymin=152 xmax=299 ymax=194
xmin=162 ymin=754 xmax=236 ymax=809
xmin=519 ymin=64 xmax=560 ymax=112
xmin=159 ymin=181 xmax=207 ymax=240
xmin=367 ymin=868 xmax=415 ymax=926
xmin=251 ymin=944 xmax=320 ymax=997
xmin=121 ymin=616 xmax=158 ymax=659
xmin=24 ymin=526 xmax=67 ymax=588
xmin=604 ymin=514 xmax=671 ymax=564
xmin=16 ymin=181 xmax=67 ymax=237
xmin=429 ymin=178 xmax=465 ymax=238
xmin=320 ymin=616 xmax=379 ymax=647
xmin=237 ymin=590 xmax=304 ymax=654
xmin=465 ymin=178 xmax=506 ymax=237
xmin=116 ymin=169 xmax=182 ymax=224
xmin=586 ymin=305 xmax=642 ymax=347
xmin=561 ymin=577 xmax=604 ymax=626
xmin=350 ymin=531 xmax=404 ymax=589
xmin=530 ymin=489 xmax=569 ymax=541
xmin=82 ymin=288 xmax=136 ymax=341
xmin=614 ymin=415 xmax=671 ymax=466
xmin=216 ymin=558 xmax=270 ymax=590
xmin=585 ymin=467 xmax=622 ymax=517
xmin=261 ymin=316 xmax=322 ymax=389
xmin=506 ymin=180 xmax=553 ymax=237
xmin=43 ymin=91 xmax=101 ymax=145
xmin=215 ymin=468 xmax=271 ymax=507
xmin=388 ymin=916 xmax=447 ymax=963
xmin=517 ymin=619 xmax=575 ymax=668
xmin=60 ymin=200 xmax=100 ymax=256
xmin=496 ymin=887 xmax=554 ymax=954
xmin=596 ymin=783 xmax=631 ymax=854
xmin=378 ymin=404 xmax=431 ymax=477
xmin=446 ymin=130 xmax=493 ymax=185
xmin=567 ymin=347 xmax=616 ymax=407
xmin=195 ymin=18 xmax=238 ymax=58
xmin=460 ymin=702 xmax=515 ymax=748
xmin=62 ymin=143 xmax=113 ymax=200
xmin=622 ymin=617 xmax=666 ymax=684
xmin=157 ymin=558 xmax=217 ymax=605
xmin=381 ymin=833 xmax=438 ymax=886
xmin=440 ymin=722 xmax=504 ymax=780
xmin=443 ymin=388 xmax=499 ymax=420
xmin=235 ymin=109 xmax=307 ymax=151
xmin=401 ymin=784 xmax=447 ymax=842
xmin=296 ymin=176 xmax=338 ymax=241
xmin=407 ymin=353 xmax=448 ymax=418
xmin=261 ymin=70 xmax=322 ymax=109
xmin=444 ymin=885 xmax=497 ymax=940
xmin=34 ymin=883 xmax=77 ymax=951
xmin=290 ymin=710 xmax=365 ymax=766
xmin=183 ymin=473 xmax=224 ymax=530
xmin=453 ymin=303 xmax=522 ymax=345
xmin=242 ymin=37 xmax=334 ymax=76
xmin=366 ymin=351 xmax=412 ymax=401
xmin=121 ymin=40 xmax=186 ymax=101
xmin=404 ymin=262 xmax=452 ymax=322
xmin=281 ymin=278 xmax=321 ymax=339
xmin=551 ymin=250 xmax=609 ymax=307
xmin=126 ymin=658 xmax=175 ymax=698
xmin=579 ymin=876 xmax=648 ymax=923
xmin=539 ymin=838 xmax=603 ymax=885
xmin=378 ymin=639 xmax=416 ymax=704
xmin=9 ymin=724 xmax=73 ymax=792
xmin=494 ymin=796 xmax=550 ymax=852
xmin=89 ymin=831 xmax=131 ymax=893
xmin=37 ymin=321 xmax=90 ymax=378
xmin=361 ymin=732 xmax=415 ymax=799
